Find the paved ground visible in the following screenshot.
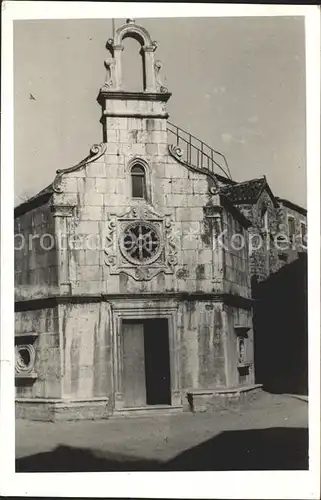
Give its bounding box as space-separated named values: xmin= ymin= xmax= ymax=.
xmin=16 ymin=391 xmax=308 ymax=471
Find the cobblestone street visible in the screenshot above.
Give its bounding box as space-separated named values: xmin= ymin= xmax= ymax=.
xmin=16 ymin=391 xmax=308 ymax=471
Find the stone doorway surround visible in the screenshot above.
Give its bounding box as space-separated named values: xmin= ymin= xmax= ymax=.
xmin=109 ymin=299 xmax=182 ymax=411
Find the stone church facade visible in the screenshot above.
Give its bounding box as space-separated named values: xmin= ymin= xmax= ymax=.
xmin=14 ymin=21 xmax=307 ymax=420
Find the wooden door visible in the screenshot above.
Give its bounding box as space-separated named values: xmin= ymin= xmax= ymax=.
xmin=122 ymin=321 xmax=146 ymax=407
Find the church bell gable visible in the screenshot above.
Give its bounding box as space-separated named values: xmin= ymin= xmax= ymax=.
xmin=98 ymin=18 xmax=171 ymax=144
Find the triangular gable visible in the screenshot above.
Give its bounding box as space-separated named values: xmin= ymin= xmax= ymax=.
xmin=220 ymin=176 xmax=278 ymax=208
xmin=257 ymin=177 xmax=279 ymax=208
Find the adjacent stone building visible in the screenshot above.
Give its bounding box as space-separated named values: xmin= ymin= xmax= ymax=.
xmin=219 ymin=177 xmax=307 ymax=281
xmin=14 ymin=20 xmax=307 ymax=420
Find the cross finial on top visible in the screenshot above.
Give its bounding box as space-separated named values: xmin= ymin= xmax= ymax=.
xmin=126 ymin=18 xmax=135 ymax=24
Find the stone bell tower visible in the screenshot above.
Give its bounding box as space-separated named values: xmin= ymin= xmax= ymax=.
xmin=98 ymin=19 xmax=171 ymax=147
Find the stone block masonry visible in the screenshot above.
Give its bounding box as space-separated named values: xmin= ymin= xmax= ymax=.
xmin=16 ymin=19 xmax=306 ymax=420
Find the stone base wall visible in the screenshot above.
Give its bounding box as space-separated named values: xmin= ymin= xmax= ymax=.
xmin=185 ymin=385 xmax=263 ymax=412
xmin=16 ymin=398 xmax=110 ymax=422
xmin=16 ymin=385 xmax=263 ymax=420
xmin=16 ymin=384 xmax=263 ymax=420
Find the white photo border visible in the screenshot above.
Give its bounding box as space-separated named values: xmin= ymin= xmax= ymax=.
xmin=1 ymin=2 xmax=320 ymax=499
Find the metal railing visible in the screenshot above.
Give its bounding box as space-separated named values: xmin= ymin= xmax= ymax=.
xmin=167 ymin=121 xmax=232 ymax=180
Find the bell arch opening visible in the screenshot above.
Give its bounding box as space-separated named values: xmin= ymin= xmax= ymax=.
xmin=121 ymin=36 xmax=145 ymax=92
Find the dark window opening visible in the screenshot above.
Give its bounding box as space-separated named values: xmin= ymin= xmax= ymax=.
xmin=288 ymin=216 xmax=296 ymax=241
xmin=131 ymin=164 xmax=146 ymax=199
xmin=300 ymin=222 xmax=307 ymax=245
xmin=278 ymin=252 xmax=289 ymax=263
xmin=261 ymin=208 xmax=268 ymax=230
xmin=238 ymin=365 xmax=250 ymax=385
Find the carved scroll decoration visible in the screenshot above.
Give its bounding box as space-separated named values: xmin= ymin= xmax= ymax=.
xmin=52 ymin=143 xmax=107 ymax=193
xmin=168 ymin=144 xmax=220 ymax=194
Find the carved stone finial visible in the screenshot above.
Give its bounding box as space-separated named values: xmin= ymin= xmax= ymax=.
xmin=154 ymin=59 xmax=168 ymax=93
xmin=126 ymin=18 xmax=135 ymax=24
xmin=104 ymin=57 xmax=116 ymax=88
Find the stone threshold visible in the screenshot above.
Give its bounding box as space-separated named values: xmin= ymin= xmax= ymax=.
xmin=187 ymin=384 xmax=263 ymax=396
xmin=112 ymin=404 xmax=183 ymax=418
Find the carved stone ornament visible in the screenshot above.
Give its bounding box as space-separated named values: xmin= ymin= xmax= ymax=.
xmin=154 ymin=60 xmax=168 ymax=93
xmin=104 ymin=205 xmax=178 ymax=281
xmin=104 ymin=57 xmax=116 ymax=88
xmin=120 ymin=221 xmax=162 ymax=265
xmin=15 ymin=344 xmax=36 ymax=375
xmin=168 ymin=144 xmax=184 ymax=159
xmin=14 ymin=332 xmax=39 ymax=381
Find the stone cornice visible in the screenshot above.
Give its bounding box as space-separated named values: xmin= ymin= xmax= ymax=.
xmin=15 ymin=292 xmax=254 ymax=312
xmin=103 ymin=111 xmax=169 ymax=119
xmin=97 ymin=90 xmax=171 ymax=104
xmin=51 ymin=205 xmax=75 ymax=217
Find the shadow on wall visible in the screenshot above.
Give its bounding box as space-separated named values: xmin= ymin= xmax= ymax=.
xmin=16 ymin=427 xmax=308 ymax=472
xmin=252 ymin=252 xmax=308 ymax=395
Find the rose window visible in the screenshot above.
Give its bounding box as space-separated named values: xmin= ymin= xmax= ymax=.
xmin=120 ymin=222 xmax=162 ymax=264
xmin=15 ymin=344 xmax=35 ymax=374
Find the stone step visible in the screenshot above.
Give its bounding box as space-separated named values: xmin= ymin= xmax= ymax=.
xmin=111 ymin=405 xmax=183 ymax=418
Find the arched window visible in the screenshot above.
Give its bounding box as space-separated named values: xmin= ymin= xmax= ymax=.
xmin=131 ymin=164 xmax=146 ymax=199
xmin=261 ymin=207 xmax=268 ymax=230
